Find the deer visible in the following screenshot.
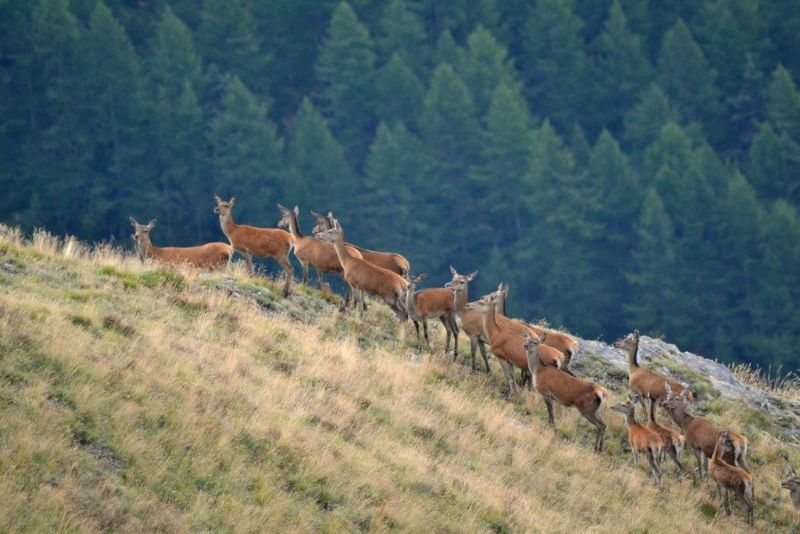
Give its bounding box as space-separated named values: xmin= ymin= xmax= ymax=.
xmin=495 ymin=282 xmax=580 ymax=369
xmin=311 ymin=210 xmax=410 ymax=276
xmin=489 ymin=286 xmax=573 ymax=381
xmin=405 ymin=266 xmax=478 ymax=357
xmin=523 ymin=332 xmax=609 ymax=453
xmin=445 ymin=280 xmax=492 ymax=373
xmin=314 ymin=218 xmax=408 ymax=319
xmin=661 ymin=385 xmax=750 ymax=480
xmin=129 ymin=218 xmax=232 ymax=269
xmin=780 ymin=453 xmax=800 ymax=513
xmin=709 ymin=432 xmax=755 ymax=526
xmin=614 ymin=330 xmax=693 ymax=415
xmin=213 ymin=195 xmax=294 ymax=296
xmin=465 ymin=296 xmax=568 ymax=395
xmin=610 ymin=399 xmax=664 ymax=486
xmin=637 ymin=390 xmax=685 ymax=472
xmin=276 ymin=204 xmax=363 ymax=308
xmin=405 ymin=272 xmax=458 ymax=356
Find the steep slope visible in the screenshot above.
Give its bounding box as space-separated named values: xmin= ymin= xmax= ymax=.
xmin=0 ymin=227 xmax=798 ymax=532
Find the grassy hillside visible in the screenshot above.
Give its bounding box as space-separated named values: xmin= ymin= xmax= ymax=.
xmin=0 ymin=226 xmax=798 ymax=532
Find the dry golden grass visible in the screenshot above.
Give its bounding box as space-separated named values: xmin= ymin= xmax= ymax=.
xmin=0 ymin=225 xmax=798 ymax=532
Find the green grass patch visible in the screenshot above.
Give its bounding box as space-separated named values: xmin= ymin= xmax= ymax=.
xmin=139 ymin=269 xmax=185 ymax=291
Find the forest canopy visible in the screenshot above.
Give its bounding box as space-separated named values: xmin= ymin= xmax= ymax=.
xmin=1 ymin=0 xmax=799 ymax=371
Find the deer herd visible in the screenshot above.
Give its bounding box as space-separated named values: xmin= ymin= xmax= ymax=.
xmin=127 ymin=195 xmax=800 ymax=526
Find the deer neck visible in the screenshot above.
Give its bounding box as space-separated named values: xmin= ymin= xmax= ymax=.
xmin=454 ymin=285 xmax=467 ymax=312
xmin=329 ymin=233 xmax=351 ymax=265
xmin=627 ymin=337 xmax=640 ymax=371
xmin=711 ymin=439 xmax=723 ymax=464
xmin=668 ymin=403 xmax=691 ymax=430
xmin=288 ymin=211 xmax=303 ymax=240
xmin=405 ymin=287 xmax=418 ymax=317
xmin=139 ymin=235 xmax=155 ymax=259
xmin=219 ymin=210 xmax=236 ymax=239
xmin=625 ymin=411 xmax=638 ymax=427
xmin=499 ymin=293 xmax=507 ymax=316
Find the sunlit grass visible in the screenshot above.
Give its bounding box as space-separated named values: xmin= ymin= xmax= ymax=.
xmin=0 ymin=225 xmax=798 ymax=532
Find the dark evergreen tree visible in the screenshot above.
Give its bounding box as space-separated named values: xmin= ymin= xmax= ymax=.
xmin=765 ymin=65 xmax=800 ymax=142
xmin=375 ymin=53 xmax=424 ymax=129
xmin=623 ymin=84 xmax=677 ymax=153
xmin=748 ymin=122 xmax=800 ymax=203
xmin=726 ymin=54 xmax=765 ymax=155
xmin=315 ymin=1 xmax=378 ymax=165
xmin=456 ymin=26 xmax=518 ymax=118
xmin=376 ymin=0 xmax=429 ymax=77
xmin=149 ymin=6 xmax=201 ymax=103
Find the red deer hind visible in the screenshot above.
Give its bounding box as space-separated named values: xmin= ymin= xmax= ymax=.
xmin=214 ymin=195 xmax=294 ymax=296
xmin=129 ymin=217 xmax=231 ymax=270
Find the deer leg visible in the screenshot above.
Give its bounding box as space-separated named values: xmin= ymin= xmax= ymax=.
xmin=413 ymin=320 xmax=421 ymax=339
xmin=477 ymin=340 xmax=490 ymax=373
xmin=743 ymin=492 xmax=754 ymax=527
xmin=501 ymin=360 xmax=517 ymax=395
xmin=736 ymin=444 xmax=751 ymax=474
xmin=300 ymin=262 xmax=309 ymax=285
xmin=469 ymin=336 xmax=477 ymax=371
xmin=244 ymin=252 xmax=255 ymax=275
xmin=542 ymin=395 xmax=555 ymax=425
xmin=645 ymin=449 xmax=660 ymax=486
xmin=279 ymin=256 xmax=294 ymax=297
xmin=449 ymin=314 xmax=459 ymax=359
xmin=584 ymin=410 xmax=606 ymax=453
xmin=691 ymin=447 xmax=704 ymax=481
xmin=439 ymin=316 xmax=451 ymax=355
xmin=422 ymin=319 xmax=431 ymax=350
xmin=669 ymin=444 xmax=685 ymax=472
xmin=724 ymin=489 xmax=732 ymax=516
xmin=633 ymin=451 xmax=640 ymax=469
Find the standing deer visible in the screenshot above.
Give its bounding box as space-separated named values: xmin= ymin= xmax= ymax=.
xmin=495 ymin=282 xmax=579 ymax=369
xmin=780 ymin=453 xmax=800 ymax=513
xmin=610 ymin=399 xmax=664 ymax=486
xmin=639 ymin=390 xmax=685 ymax=472
xmin=311 ymin=210 xmax=410 ymax=276
xmin=406 ymin=267 xmax=477 ymax=356
xmin=446 ymin=281 xmax=491 ymax=373
xmin=129 ymin=218 xmax=232 ymax=269
xmin=465 ymin=296 xmax=565 ymax=395
xmin=276 ymin=204 xmax=363 ymax=308
xmin=709 ymin=432 xmax=755 ymax=526
xmin=314 ymin=218 xmax=408 ymax=319
xmin=661 ymin=385 xmax=750 ymax=480
xmin=614 ymin=330 xmax=693 ymax=414
xmin=523 ymin=332 xmax=608 ymax=453
xmin=213 ymin=195 xmax=294 ymax=296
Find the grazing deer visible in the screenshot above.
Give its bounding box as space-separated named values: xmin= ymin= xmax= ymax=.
xmin=276 ymin=204 xmax=363 ymax=307
xmin=406 ymin=266 xmax=477 ymax=356
xmin=465 ymin=296 xmax=563 ymax=395
xmin=312 ymin=211 xmax=410 ymax=276
xmin=611 ymin=399 xmax=664 ymax=486
xmin=314 ymin=218 xmax=408 ymax=319
xmin=661 ymin=385 xmax=750 ymax=480
xmin=129 ymin=218 xmax=232 ymax=269
xmin=495 ymin=282 xmax=579 ymax=369
xmin=524 ymin=332 xmax=608 ymax=452
xmin=780 ymin=453 xmax=800 ymax=513
xmin=213 ymin=195 xmax=294 ymax=296
xmin=638 ymin=391 xmax=685 ymax=472
xmin=614 ymin=330 xmax=693 ymax=414
xmin=709 ymin=432 xmax=755 ymax=526
xmin=446 ymin=282 xmax=491 ymax=373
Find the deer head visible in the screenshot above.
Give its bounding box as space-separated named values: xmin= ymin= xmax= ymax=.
xmin=276 ymin=204 xmax=299 ymax=229
xmin=522 ymin=331 xmax=546 ymax=353
xmin=310 ymin=210 xmax=332 ymax=234
xmin=610 ymin=399 xmax=637 ymax=416
xmin=314 ymin=218 xmax=344 ymax=243
xmin=129 ymin=217 xmax=156 ymax=259
xmin=213 ymin=194 xmax=235 ymax=216
xmin=613 ymin=330 xmax=640 ymax=351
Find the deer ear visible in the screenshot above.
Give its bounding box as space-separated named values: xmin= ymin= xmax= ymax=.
xmin=539 ymin=333 xmax=547 ymax=343
xmin=129 ymin=216 xmax=138 ymax=227
xmin=229 ymin=196 xmax=236 ymax=206
xmin=449 ymin=265 xmax=458 ymax=277
xmin=293 ymin=205 xmax=299 ymax=215
xmin=214 ymin=194 xmax=222 ymax=203
xmin=327 ymin=211 xmax=334 ymax=218
xmin=310 ymin=210 xmax=323 ymax=218
xmin=467 ymin=270 xmax=478 ymax=281
xmin=276 ymin=203 xmax=287 ymax=213
xmin=664 ymin=382 xmax=672 ymax=395
xmin=146 ymin=219 xmax=157 ymax=229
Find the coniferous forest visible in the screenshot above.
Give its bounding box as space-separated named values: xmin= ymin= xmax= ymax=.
xmin=2 ymin=0 xmax=800 ymax=371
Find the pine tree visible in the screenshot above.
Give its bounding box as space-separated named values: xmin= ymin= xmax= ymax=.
xmin=363 ymin=122 xmax=428 ymax=255
xmin=657 ymin=19 xmax=721 ymax=135
xmin=522 ymin=0 xmax=590 ymax=132
xmin=315 ymin=2 xmax=377 ymax=165
xmin=726 ymin=54 xmax=765 ymax=155
xmin=469 ymin=81 xmax=532 ymax=244
xmin=376 ymin=0 xmax=429 ymax=77
xmin=623 ymin=83 xmax=677 ymax=153
xmin=197 ymin=0 xmax=269 ymax=97
xmin=626 ymin=188 xmax=679 ymax=334
xmin=591 ymin=0 xmax=653 ymax=135
xmin=149 ymin=6 xmax=201 ymax=103
xmin=208 ymin=76 xmax=285 ymax=225
xmin=748 ymin=122 xmax=800 ymax=202
xmin=434 ymin=30 xmax=463 ymax=66
xmin=375 ymin=53 xmax=424 ymax=129
xmin=765 ymin=65 xmax=800 ymax=142
xmin=455 ymin=26 xmax=518 ymax=118
xmin=286 ymin=98 xmax=353 ymax=215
